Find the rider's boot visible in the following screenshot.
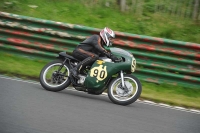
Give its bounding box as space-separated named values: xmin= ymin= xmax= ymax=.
xmin=70 ymin=57 xmax=94 ymax=78
xmin=70 ymin=63 xmax=82 ymax=79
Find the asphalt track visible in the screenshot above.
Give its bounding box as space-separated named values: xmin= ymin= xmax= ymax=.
xmin=0 ymin=76 xmax=199 ymax=133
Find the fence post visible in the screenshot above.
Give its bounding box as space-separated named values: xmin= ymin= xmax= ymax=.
xmin=120 ymin=0 xmax=126 ymax=12
xmin=193 ymin=0 xmax=200 ymax=20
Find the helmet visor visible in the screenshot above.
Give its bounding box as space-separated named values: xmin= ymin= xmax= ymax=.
xmin=108 ymin=37 xmax=114 ymax=46
xmin=106 ymin=32 xmax=114 ymax=39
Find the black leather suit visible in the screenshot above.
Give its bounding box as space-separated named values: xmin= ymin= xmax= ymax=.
xmin=72 ymin=35 xmax=110 ymax=70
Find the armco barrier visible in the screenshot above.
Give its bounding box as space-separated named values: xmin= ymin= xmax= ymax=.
xmin=0 ymin=12 xmax=200 ymax=89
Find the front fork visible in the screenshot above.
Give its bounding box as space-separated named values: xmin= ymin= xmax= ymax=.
xmin=120 ymin=70 xmax=128 ymax=92
xmin=120 ymin=70 xmax=125 ymax=87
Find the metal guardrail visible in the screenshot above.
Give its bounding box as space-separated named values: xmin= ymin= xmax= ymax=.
xmin=0 ymin=12 xmax=199 ymax=89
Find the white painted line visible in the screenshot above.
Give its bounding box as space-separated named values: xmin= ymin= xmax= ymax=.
xmin=0 ymin=75 xmax=200 ymax=114
xmin=189 ymin=109 xmax=200 ymax=114
xmin=143 ymin=100 xmax=156 ymax=104
xmin=158 ymin=103 xmax=171 ymax=107
xmin=173 ymin=106 xmax=187 ymax=110
xmin=102 ymin=92 xmax=107 ymax=96
xmin=136 ymin=99 xmax=141 ymax=102
xmin=0 ymin=75 xmax=39 ymax=85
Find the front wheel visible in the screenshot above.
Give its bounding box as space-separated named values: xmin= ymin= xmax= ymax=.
xmin=39 ymin=59 xmax=71 ymax=92
xmin=108 ymin=74 xmax=142 ymax=106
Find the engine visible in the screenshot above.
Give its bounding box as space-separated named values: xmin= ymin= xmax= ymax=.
xmin=77 ymin=74 xmax=86 ymax=85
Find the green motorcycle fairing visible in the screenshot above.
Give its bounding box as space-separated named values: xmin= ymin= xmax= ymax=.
xmin=84 ymin=47 xmax=135 ymax=90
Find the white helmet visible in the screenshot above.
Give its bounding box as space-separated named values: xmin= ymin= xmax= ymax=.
xmin=100 ymin=27 xmax=115 ymax=47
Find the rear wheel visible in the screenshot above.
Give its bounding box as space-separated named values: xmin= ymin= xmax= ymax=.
xmin=39 ymin=60 xmax=71 ymax=92
xmin=108 ymin=74 xmax=142 ymax=105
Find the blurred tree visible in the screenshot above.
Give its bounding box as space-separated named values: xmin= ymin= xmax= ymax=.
xmin=193 ymin=0 xmax=199 ymax=20
xmin=117 ymin=0 xmax=126 ymax=12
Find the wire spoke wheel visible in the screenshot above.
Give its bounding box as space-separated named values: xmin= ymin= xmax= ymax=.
xmin=40 ymin=60 xmax=71 ymax=92
xmin=43 ymin=63 xmax=69 ymax=87
xmin=112 ymin=78 xmax=138 ymax=101
xmin=108 ymin=75 xmax=142 ymax=105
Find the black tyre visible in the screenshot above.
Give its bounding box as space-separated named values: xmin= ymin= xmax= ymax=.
xmin=39 ymin=59 xmax=71 ymax=92
xmin=108 ymin=74 xmax=142 ymax=105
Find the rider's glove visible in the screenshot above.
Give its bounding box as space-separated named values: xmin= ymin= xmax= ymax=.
xmin=110 ymin=55 xmax=122 ymax=62
xmin=104 ymin=52 xmax=122 ymax=62
xmin=104 ymin=51 xmax=112 ymax=58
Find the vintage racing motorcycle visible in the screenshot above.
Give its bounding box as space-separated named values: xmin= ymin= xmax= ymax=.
xmin=39 ymin=47 xmax=142 ymax=105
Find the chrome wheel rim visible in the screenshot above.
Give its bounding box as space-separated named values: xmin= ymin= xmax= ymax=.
xmin=110 ymin=77 xmax=138 ymax=101
xmin=43 ymin=63 xmax=69 ymax=87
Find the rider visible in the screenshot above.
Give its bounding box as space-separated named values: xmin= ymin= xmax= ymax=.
xmin=70 ymin=27 xmax=120 ymax=78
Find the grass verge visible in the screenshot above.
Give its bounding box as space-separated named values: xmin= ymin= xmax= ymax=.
xmin=0 ymin=52 xmax=200 ymax=109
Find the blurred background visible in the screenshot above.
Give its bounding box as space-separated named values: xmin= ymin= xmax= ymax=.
xmin=0 ymin=0 xmax=200 ymax=109
xmin=0 ymin=0 xmax=200 ymax=43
